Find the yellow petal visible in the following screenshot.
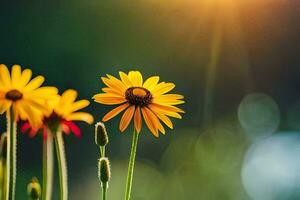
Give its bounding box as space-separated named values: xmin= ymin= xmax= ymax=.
xmin=141 ymin=107 xmax=159 ymax=137
xmin=102 ymin=87 xmax=124 ymax=96
xmin=11 ymin=65 xmax=21 ymax=88
xmin=152 ymin=82 xmax=175 ymax=96
xmin=119 ymin=71 xmax=133 ymax=87
xmin=24 ymin=99 xmax=50 ymax=113
xmin=151 ymin=110 xmax=173 ymax=129
xmin=69 ymin=100 xmax=90 ymax=113
xmin=153 ymin=94 xmax=185 ymax=105
xmin=66 ymin=112 xmax=94 ymax=124
xmin=143 ymin=76 xmax=159 ymax=91
xmin=93 ymin=93 xmax=126 ymax=105
xmin=55 ymin=91 xmax=76 ymax=115
xmin=155 ymin=94 xmax=184 ymax=99
xmin=0 ymin=64 xmax=11 ymax=87
xmin=148 ymin=104 xmax=183 ymax=119
xmin=157 ymin=121 xmax=165 ymax=135
xmin=119 ymin=105 xmax=135 ymax=132
xmin=134 ymin=107 xmax=142 ymax=133
xmin=148 ymin=109 xmax=165 ymax=134
xmin=102 ymin=103 xmax=129 ymax=122
xmin=25 ymin=87 xmax=58 ymax=99
xmin=128 ymin=71 xmax=143 ymax=87
xmin=0 ymin=100 xmax=12 ymax=114
xmin=0 ymin=92 xmax=4 ymax=99
xmin=151 ymin=103 xmax=185 ymax=113
xmin=20 ymin=102 xmax=43 ymax=128
xmin=19 ymin=69 xmax=32 ymax=87
xmin=14 ymin=101 xmax=28 ymax=120
xmin=24 ymin=75 xmax=45 ymax=91
xmin=61 ymin=89 xmax=78 ymax=104
xmin=101 ymin=77 xmax=127 ymax=93
xmin=153 ymin=98 xmax=185 ymax=105
xmin=106 ymin=74 xmax=128 ymax=91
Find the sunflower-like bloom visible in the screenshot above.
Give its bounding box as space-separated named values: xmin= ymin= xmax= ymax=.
xmin=22 ymin=89 xmax=94 ymax=139
xmin=0 ymin=64 xmax=58 ymax=128
xmin=93 ymin=71 xmax=184 ymax=137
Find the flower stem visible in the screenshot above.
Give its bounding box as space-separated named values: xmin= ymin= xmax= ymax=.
xmin=99 ymin=140 xmax=107 ymax=200
xmin=100 ymin=146 xmax=105 ymax=158
xmin=0 ymin=133 xmax=7 ymax=200
xmin=102 ymin=182 xmax=107 ymax=200
xmin=0 ymin=158 xmax=6 ymax=199
xmin=54 ymin=130 xmax=68 ymax=200
xmin=42 ymin=132 xmax=54 ymax=200
xmin=124 ymin=129 xmax=139 ymax=200
xmin=6 ymin=108 xmax=17 ymax=200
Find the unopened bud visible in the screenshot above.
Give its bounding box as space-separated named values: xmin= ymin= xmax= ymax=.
xmin=95 ymin=122 xmax=109 ymax=147
xmin=98 ymin=157 xmax=111 ymax=184
xmin=27 ymin=177 xmax=41 ymax=200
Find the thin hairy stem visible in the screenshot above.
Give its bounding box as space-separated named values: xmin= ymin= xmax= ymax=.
xmin=102 ymin=182 xmax=107 ymax=200
xmin=6 ymin=109 xmax=17 ymax=200
xmin=0 ymin=158 xmax=6 ymax=199
xmin=54 ymin=130 xmax=68 ymax=200
xmin=100 ymin=146 xmax=105 ymax=158
xmin=42 ymin=132 xmax=54 ymax=200
xmin=124 ymin=129 xmax=139 ymax=200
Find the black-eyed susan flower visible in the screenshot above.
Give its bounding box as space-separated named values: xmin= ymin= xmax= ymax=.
xmin=93 ymin=71 xmax=184 ymax=200
xmin=21 ymin=89 xmax=94 ymax=200
xmin=0 ymin=64 xmax=58 ymax=128
xmin=93 ymin=71 xmax=184 ymax=137
xmin=0 ymin=64 xmax=57 ymax=200
xmin=21 ymin=89 xmax=94 ymax=139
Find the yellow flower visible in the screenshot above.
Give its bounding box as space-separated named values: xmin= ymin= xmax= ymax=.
xmin=22 ymin=89 xmax=94 ymax=138
xmin=93 ymin=71 xmax=185 ymax=137
xmin=0 ymin=64 xmax=58 ymax=128
xmin=52 ymin=89 xmax=94 ymax=125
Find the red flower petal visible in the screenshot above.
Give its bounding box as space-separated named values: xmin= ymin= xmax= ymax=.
xmin=21 ymin=122 xmax=30 ymax=133
xmin=29 ymin=128 xmax=39 ymax=138
xmin=63 ymin=121 xmax=81 ymax=138
xmin=62 ymin=123 xmax=70 ymax=135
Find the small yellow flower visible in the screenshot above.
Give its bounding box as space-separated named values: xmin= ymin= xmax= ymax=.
xmin=93 ymin=71 xmax=185 ymax=137
xmin=0 ymin=64 xmax=58 ymax=128
xmin=22 ymin=89 xmax=94 ymax=138
xmin=52 ymin=89 xmax=94 ymax=125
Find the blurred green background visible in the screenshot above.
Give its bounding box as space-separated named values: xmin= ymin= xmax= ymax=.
xmin=1 ymin=0 xmax=300 ymax=199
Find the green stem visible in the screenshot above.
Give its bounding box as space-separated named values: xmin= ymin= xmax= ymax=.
xmin=54 ymin=130 xmax=68 ymax=200
xmin=100 ymin=146 xmax=105 ymax=158
xmin=6 ymin=108 xmax=17 ymax=200
xmin=101 ymin=182 xmax=107 ymax=200
xmin=42 ymin=132 xmax=54 ymax=200
xmin=0 ymin=133 xmax=7 ymax=199
xmin=99 ymin=142 xmax=106 ymax=200
xmin=0 ymin=158 xmax=5 ymax=199
xmin=124 ymin=129 xmax=139 ymax=200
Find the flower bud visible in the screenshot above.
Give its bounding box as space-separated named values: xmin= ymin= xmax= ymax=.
xmin=27 ymin=177 xmax=41 ymax=200
xmin=95 ymin=122 xmax=109 ymax=147
xmin=98 ymin=157 xmax=111 ymax=184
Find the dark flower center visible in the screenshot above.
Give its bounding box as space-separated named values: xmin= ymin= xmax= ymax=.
xmin=125 ymin=87 xmax=152 ymax=107
xmin=44 ymin=112 xmax=63 ymax=133
xmin=5 ymin=89 xmax=23 ymax=101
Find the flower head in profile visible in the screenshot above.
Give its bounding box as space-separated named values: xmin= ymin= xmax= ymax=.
xmin=0 ymin=64 xmax=58 ymax=128
xmin=22 ymin=89 xmax=94 ymax=140
xmin=93 ymin=71 xmax=184 ymax=137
